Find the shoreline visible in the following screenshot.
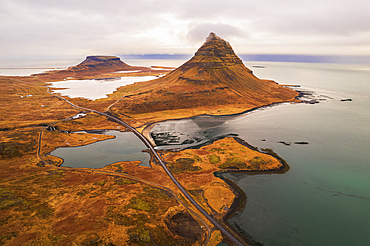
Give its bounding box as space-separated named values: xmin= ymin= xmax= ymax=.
xmin=215 ymin=173 xmax=253 ymax=245
xmin=141 ymin=103 xmax=295 ymax=245
xmin=141 ymin=122 xmax=157 ymax=146
xmin=140 ymin=99 xmax=302 ymax=146
xmin=214 ymin=137 xmax=290 ymax=244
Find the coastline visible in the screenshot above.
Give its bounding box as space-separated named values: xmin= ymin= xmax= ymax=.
xmin=213 ymin=138 xmax=290 ymax=244
xmin=215 ymin=173 xmax=253 ymax=245
xmin=141 ymin=122 xmax=157 ymax=146
xmin=233 ymin=137 xmax=290 ymax=174
xmin=140 ymin=98 xmax=302 ymax=145
xmin=3 ymin=57 xmax=367 ymax=246
xmin=141 ymin=105 xmax=293 ymax=245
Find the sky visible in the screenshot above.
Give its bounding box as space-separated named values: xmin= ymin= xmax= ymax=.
xmin=1 ymin=0 xmax=370 ymax=58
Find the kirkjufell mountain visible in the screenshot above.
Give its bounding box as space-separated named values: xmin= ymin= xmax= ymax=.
xmin=113 ymin=32 xmax=299 ymax=116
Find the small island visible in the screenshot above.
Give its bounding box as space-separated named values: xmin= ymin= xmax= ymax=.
xmin=0 ymin=33 xmax=299 ymax=245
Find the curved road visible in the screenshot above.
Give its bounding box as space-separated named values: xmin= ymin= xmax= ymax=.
xmin=39 ymin=83 xmax=248 ymax=246
xmin=37 ymin=123 xmax=212 ymax=245
xmin=61 ymin=103 xmax=247 ymax=245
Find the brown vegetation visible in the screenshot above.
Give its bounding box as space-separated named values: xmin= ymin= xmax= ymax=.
xmin=158 ymin=137 xmax=283 ymax=219
xmin=37 ymin=55 xmax=169 ymax=80
xmin=110 ymin=33 xmax=299 ymax=122
xmin=0 ymin=127 xmax=209 ymax=245
xmin=0 ymin=33 xmax=298 ymax=245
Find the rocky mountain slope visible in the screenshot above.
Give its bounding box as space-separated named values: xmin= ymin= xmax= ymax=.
xmin=113 ymin=33 xmax=299 ymax=115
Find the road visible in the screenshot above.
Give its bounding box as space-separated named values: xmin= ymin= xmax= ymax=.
xmin=37 ymin=121 xmax=212 ymax=245
xmin=39 ymin=84 xmax=249 ymax=246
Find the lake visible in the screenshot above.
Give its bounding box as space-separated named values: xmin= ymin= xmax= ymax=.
xmin=51 ymin=131 xmax=151 ymax=168
xmin=48 ymin=75 xmax=158 ymax=100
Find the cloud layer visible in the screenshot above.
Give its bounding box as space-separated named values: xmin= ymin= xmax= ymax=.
xmin=1 ymin=0 xmax=370 ymax=56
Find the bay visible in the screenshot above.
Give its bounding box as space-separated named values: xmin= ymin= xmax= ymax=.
xmin=4 ymin=56 xmax=370 ymax=245
xmin=150 ymin=61 xmax=370 ymax=246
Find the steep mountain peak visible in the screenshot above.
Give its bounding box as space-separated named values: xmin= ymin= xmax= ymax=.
xmin=187 ymin=32 xmax=243 ymax=66
xmin=112 ymin=33 xmax=299 ymax=116
xmin=205 ymin=32 xmax=220 ymax=42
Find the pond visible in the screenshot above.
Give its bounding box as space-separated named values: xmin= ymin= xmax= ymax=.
xmin=51 ymin=130 xmax=151 ymax=168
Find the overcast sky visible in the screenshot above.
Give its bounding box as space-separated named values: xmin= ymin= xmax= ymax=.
xmin=1 ymin=0 xmax=370 ymax=57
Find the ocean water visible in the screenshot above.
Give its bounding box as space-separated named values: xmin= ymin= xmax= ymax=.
xmin=0 ymin=57 xmax=185 ymax=76
xmin=0 ymin=56 xmax=81 ymax=76
xmin=227 ymin=62 xmax=370 ymax=246
xmin=4 ymin=57 xmax=370 ymax=245
xmin=150 ymin=61 xmax=370 ymax=246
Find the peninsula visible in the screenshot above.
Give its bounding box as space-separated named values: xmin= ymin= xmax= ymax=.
xmin=0 ymin=33 xmax=299 ymax=245
xmin=110 ymin=32 xmax=299 ymax=124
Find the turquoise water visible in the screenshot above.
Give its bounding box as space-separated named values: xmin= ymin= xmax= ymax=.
xmin=222 ymin=101 xmax=370 ymax=246
xmin=151 ymin=62 xmax=370 ymax=246
xmin=51 ymin=131 xmax=150 ymax=168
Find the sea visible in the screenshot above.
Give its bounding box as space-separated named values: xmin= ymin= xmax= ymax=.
xmin=2 ymin=57 xmax=369 ymax=246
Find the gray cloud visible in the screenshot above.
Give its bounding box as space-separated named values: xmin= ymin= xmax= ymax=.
xmin=1 ymin=0 xmax=370 ymax=56
xmin=252 ymin=0 xmax=370 ymax=36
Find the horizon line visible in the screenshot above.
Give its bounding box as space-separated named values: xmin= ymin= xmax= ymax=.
xmin=118 ymin=53 xmax=370 ymax=64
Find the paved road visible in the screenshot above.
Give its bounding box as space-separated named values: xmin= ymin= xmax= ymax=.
xmin=47 ymin=90 xmax=249 ymax=246
xmin=37 ymin=125 xmax=212 ymax=245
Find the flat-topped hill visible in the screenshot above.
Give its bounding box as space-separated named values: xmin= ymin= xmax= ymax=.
xmin=112 ymin=33 xmax=299 ymax=116
xmin=36 ymin=55 xmax=156 ymax=79
xmin=68 ymin=56 xmax=131 ymax=73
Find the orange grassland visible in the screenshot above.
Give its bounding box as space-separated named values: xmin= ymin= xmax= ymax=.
xmin=0 ymin=36 xmax=297 ymax=245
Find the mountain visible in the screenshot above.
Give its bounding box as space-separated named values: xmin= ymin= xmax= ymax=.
xmin=114 ymin=33 xmax=299 ymax=115
xmin=67 ymin=56 xmax=131 ymax=73
xmin=37 ymin=55 xmax=149 ymax=78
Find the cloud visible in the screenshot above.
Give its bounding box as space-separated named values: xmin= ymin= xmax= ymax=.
xmin=1 ymin=0 xmax=370 ymax=56
xmin=185 ymin=23 xmax=247 ymax=44
xmin=0 ymin=0 xmax=178 ymax=55
xmin=240 ymin=0 xmax=370 ymax=37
